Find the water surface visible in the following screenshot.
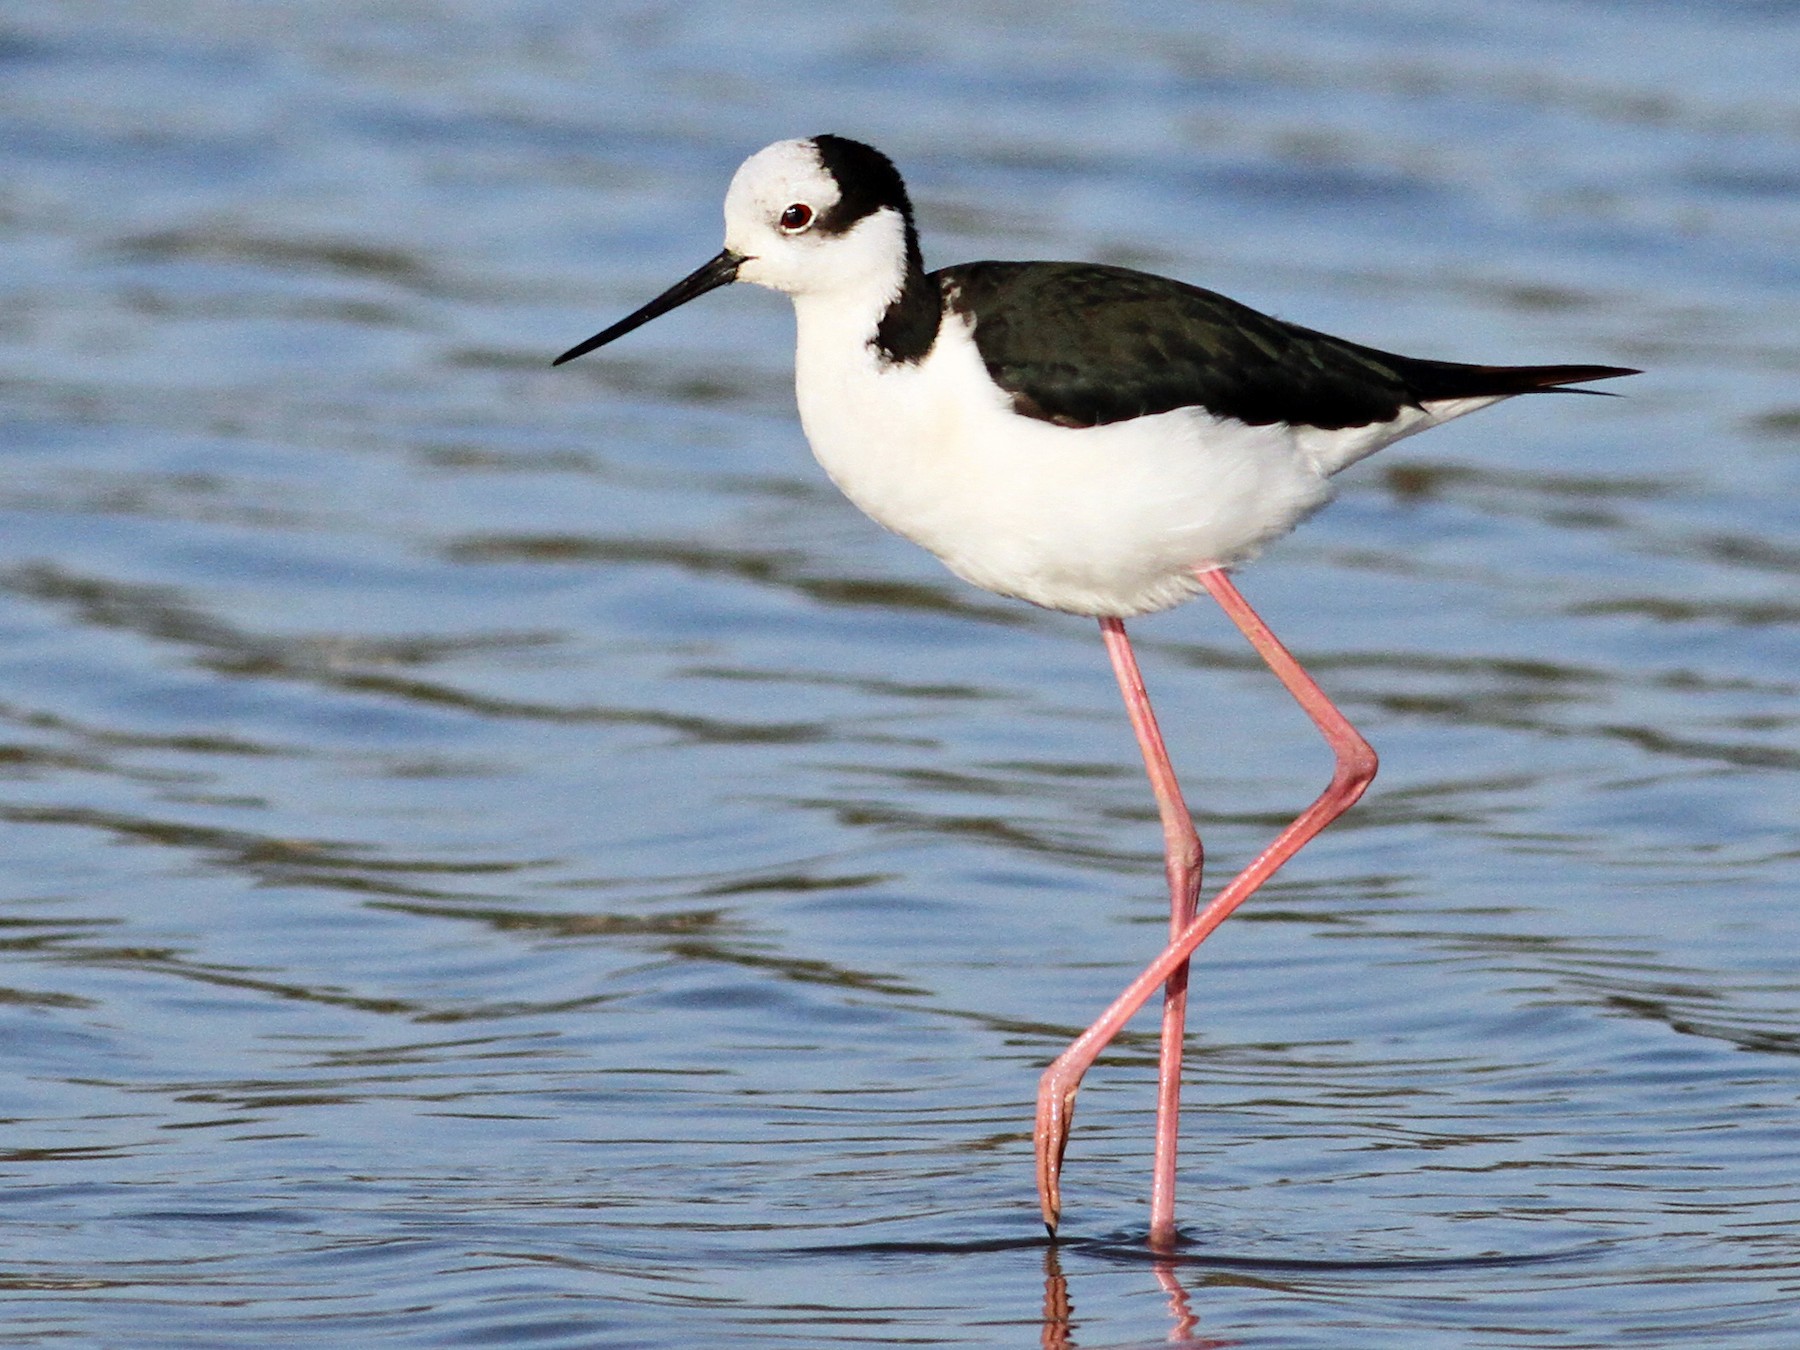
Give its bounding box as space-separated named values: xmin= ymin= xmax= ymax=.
xmin=1 ymin=2 xmax=1797 ymax=1346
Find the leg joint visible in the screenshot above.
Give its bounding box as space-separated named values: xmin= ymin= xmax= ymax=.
xmin=1333 ymin=738 xmax=1379 ymax=797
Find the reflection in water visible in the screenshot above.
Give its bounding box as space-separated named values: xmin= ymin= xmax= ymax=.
xmin=1032 ymin=1234 xmax=1593 ymax=1347
xmin=1152 ymin=1260 xmax=1206 ymax=1345
xmin=1043 ymin=1244 xmax=1236 ymax=1350
xmin=1042 ymin=1244 xmax=1074 ymax=1349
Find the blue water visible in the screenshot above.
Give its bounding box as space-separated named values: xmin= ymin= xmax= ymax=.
xmin=1 ymin=2 xmax=1797 ymax=1345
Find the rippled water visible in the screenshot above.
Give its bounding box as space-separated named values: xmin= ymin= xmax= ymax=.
xmin=2 ymin=2 xmax=1797 ymax=1346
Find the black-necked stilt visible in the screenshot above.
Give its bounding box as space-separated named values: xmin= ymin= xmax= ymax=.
xmin=555 ymin=134 xmax=1637 ymax=1247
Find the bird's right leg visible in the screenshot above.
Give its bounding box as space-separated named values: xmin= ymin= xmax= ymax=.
xmin=1035 ymin=570 xmax=1377 ymax=1243
xmin=1033 ymin=618 xmax=1202 ymax=1248
xmin=1096 ymin=616 xmax=1203 ymax=1250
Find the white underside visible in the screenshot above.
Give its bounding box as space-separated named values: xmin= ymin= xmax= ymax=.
xmin=791 ymin=299 xmax=1503 ymax=617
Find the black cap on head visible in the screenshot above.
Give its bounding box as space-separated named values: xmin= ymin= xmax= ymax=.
xmin=809 ymin=134 xmax=915 ymax=235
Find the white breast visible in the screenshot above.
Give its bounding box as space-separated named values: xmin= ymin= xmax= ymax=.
xmin=790 ymin=303 xmax=1340 ymax=617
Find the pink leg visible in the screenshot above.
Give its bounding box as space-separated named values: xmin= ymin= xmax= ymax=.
xmin=1035 ymin=568 xmax=1378 ymax=1241
xmin=1097 ymin=618 xmax=1204 ymax=1251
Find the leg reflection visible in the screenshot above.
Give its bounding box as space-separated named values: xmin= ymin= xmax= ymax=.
xmin=1039 ymin=1242 xmax=1236 ymax=1347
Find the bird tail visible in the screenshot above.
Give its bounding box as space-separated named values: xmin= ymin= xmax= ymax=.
xmin=1300 ymin=359 xmax=1639 ymax=478
xmin=1406 ymin=360 xmax=1640 ymax=400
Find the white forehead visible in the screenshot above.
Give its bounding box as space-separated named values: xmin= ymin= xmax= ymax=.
xmin=723 ymin=138 xmax=839 ymax=224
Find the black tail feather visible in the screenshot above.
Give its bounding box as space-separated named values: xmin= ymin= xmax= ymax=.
xmin=1407 ymin=361 xmax=1640 ymax=402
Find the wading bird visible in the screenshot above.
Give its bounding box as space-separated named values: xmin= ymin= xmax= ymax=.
xmin=554 ymin=135 xmax=1635 ymax=1247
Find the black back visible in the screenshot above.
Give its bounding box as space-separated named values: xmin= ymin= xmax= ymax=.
xmin=937 ymin=261 xmax=1634 ymax=430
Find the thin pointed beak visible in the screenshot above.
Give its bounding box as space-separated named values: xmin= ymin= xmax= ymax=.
xmin=552 ymin=248 xmax=744 ymax=366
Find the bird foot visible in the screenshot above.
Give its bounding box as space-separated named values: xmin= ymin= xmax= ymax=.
xmin=1035 ymin=1067 xmax=1080 ymax=1236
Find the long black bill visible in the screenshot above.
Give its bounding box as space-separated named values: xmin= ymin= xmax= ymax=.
xmin=553 ymin=249 xmax=744 ymax=367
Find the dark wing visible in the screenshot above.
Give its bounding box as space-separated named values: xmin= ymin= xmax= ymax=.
xmin=937 ymin=261 xmax=1636 ymax=431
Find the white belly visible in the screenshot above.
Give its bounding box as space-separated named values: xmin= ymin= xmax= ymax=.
xmin=792 ymin=308 xmax=1336 ymax=617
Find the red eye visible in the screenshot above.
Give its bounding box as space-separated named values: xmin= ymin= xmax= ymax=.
xmin=779 ymin=203 xmax=814 ymax=232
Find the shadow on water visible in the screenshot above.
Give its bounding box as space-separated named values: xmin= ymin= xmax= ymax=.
xmin=790 ymin=1228 xmax=1594 ymax=1273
